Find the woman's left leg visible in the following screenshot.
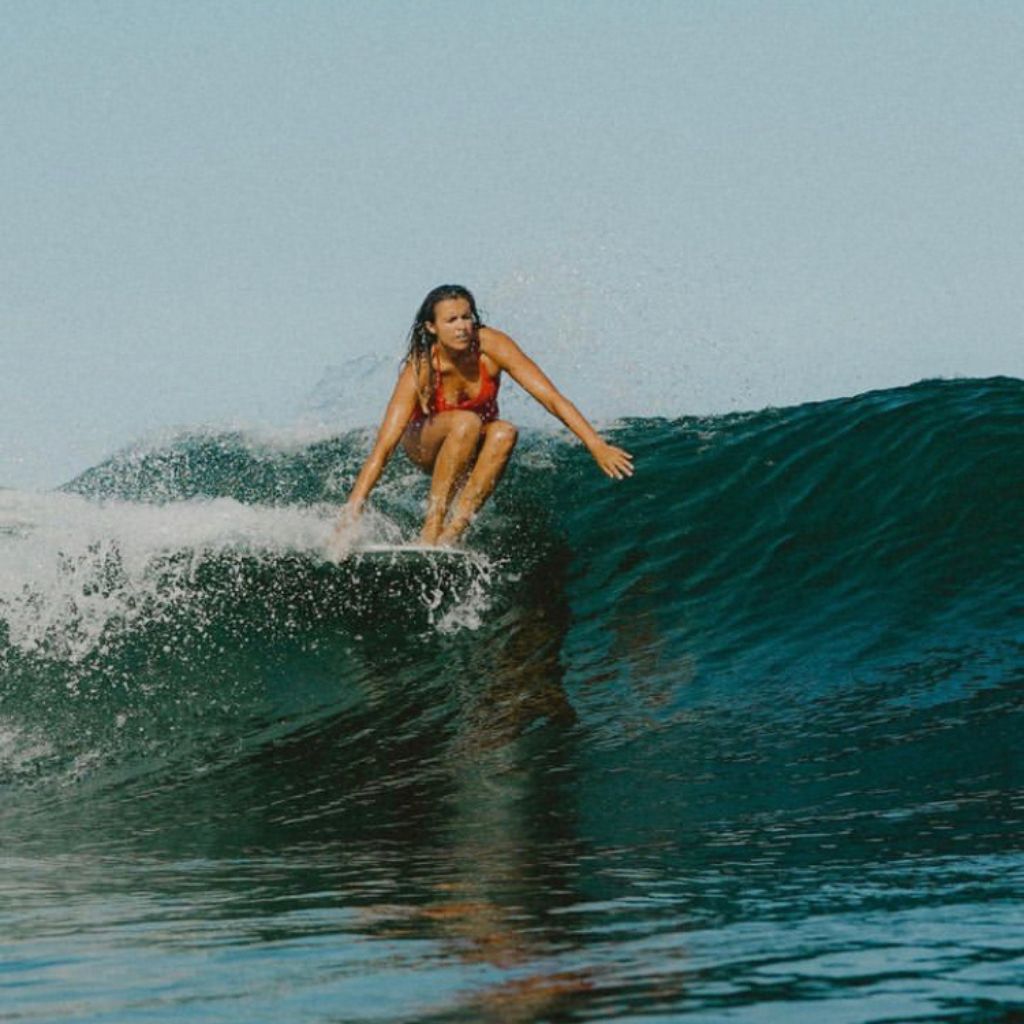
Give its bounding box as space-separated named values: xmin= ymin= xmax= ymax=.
xmin=437 ymin=419 xmax=518 ymax=544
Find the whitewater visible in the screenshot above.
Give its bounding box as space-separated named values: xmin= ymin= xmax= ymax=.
xmin=1 ymin=376 xmax=1021 ymax=1022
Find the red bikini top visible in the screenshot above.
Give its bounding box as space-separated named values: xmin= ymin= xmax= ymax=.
xmin=413 ymin=347 xmax=500 ymax=423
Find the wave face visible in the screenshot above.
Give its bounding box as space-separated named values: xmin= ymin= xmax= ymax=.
xmin=1 ymin=376 xmax=1022 ymax=1022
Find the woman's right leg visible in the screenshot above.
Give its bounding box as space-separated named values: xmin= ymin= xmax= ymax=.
xmin=402 ymin=411 xmax=482 ymax=543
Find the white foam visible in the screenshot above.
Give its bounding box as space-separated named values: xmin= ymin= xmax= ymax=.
xmin=433 ymin=551 xmax=499 ymax=635
xmin=0 ymin=489 xmax=497 ymax=660
xmin=0 ymin=490 xmax=337 ymax=661
xmin=0 ymin=717 xmax=54 ymax=780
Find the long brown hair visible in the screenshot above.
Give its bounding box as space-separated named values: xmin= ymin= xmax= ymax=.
xmin=403 ymin=284 xmax=483 ymax=415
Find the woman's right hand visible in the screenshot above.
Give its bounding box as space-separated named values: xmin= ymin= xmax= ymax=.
xmin=326 ymin=503 xmax=361 ymax=562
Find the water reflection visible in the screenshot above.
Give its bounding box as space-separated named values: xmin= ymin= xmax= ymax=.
xmin=1 ymin=535 xmax=611 ymax=1020
xmin=2 ymin=538 xmax=1023 ymax=1021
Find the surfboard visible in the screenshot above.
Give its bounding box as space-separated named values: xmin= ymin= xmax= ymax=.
xmin=353 ymin=543 xmax=476 ymax=560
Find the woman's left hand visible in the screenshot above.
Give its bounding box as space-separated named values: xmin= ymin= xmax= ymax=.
xmin=590 ymin=441 xmax=634 ymax=480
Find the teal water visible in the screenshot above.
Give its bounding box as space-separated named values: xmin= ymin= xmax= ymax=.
xmin=1 ymin=377 xmax=1022 ymax=1022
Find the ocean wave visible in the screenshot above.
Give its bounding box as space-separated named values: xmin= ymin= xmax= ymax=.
xmin=0 ymin=377 xmax=1020 ymax=801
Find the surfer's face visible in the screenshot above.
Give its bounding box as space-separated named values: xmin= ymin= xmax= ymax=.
xmin=426 ymin=298 xmax=475 ymax=351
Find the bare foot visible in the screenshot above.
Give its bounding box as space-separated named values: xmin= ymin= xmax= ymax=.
xmin=436 ymin=516 xmax=471 ymax=547
xmin=419 ymin=521 xmax=442 ymax=546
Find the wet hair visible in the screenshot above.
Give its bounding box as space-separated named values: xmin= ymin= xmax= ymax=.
xmin=404 ymin=284 xmax=484 ymax=415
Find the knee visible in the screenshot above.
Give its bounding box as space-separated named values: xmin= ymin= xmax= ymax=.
xmin=488 ymin=421 xmax=519 ymax=454
xmin=447 ymin=411 xmax=483 ymax=446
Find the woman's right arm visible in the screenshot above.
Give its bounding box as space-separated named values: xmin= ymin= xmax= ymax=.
xmin=340 ymin=362 xmax=420 ymax=515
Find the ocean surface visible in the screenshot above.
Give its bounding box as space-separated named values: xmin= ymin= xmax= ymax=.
xmin=1 ymin=376 xmax=1021 ymax=1022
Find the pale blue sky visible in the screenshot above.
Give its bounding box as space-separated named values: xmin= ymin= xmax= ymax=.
xmin=3 ymin=0 xmax=1022 ymax=487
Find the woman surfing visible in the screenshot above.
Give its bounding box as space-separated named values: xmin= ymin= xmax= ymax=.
xmin=330 ymin=284 xmax=633 ymax=555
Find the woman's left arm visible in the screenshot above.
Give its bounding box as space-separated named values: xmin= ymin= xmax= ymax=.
xmin=482 ymin=328 xmax=634 ymax=480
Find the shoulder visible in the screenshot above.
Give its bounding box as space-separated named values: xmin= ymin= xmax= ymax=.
xmin=479 ymin=325 xmax=517 ymax=351
xmin=402 ymin=350 xmax=430 ymax=382
xmin=479 ymin=326 xmax=526 ymax=371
